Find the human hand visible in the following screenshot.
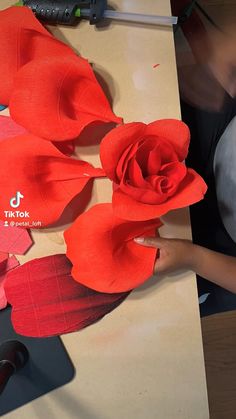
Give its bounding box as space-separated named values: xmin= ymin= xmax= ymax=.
xmin=134 ymin=236 xmax=195 ymax=275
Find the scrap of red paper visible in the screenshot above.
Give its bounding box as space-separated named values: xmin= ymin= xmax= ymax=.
xmin=100 ymin=119 xmax=207 ymax=221
xmin=0 ymin=115 xmax=75 ymax=155
xmin=0 ymin=221 xmax=32 ymax=254
xmin=0 ymin=252 xmax=8 ymax=264
xmin=4 ymin=254 xmax=129 ymax=337
xmin=0 ymin=115 xmax=27 ymax=141
xmin=0 ymin=133 xmax=105 ymax=227
xmin=64 ymin=204 xmax=162 ymax=293
xmin=0 ymin=256 xmax=19 ymax=309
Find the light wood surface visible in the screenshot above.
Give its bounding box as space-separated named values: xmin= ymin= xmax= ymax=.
xmin=1 ymin=1 xmax=209 ymax=418
xmin=201 ymin=311 xmax=236 ymax=419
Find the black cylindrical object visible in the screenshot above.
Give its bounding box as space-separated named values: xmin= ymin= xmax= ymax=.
xmin=23 ymin=0 xmax=80 ymax=24
xmin=0 ymin=341 xmax=29 ymax=395
xmin=23 ymin=0 xmax=107 ymax=25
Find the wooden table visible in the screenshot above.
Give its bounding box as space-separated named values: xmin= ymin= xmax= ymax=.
xmin=1 ymin=1 xmax=209 ymax=418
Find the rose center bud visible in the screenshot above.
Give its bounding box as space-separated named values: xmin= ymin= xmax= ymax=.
xmin=119 ymin=136 xmax=188 ymax=205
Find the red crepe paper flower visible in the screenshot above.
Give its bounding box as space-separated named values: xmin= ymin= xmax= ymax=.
xmin=64 ymin=204 xmax=162 ymax=293
xmin=0 ymin=6 xmax=75 ymax=105
xmin=10 ymin=56 xmax=122 ymax=141
xmin=0 ymin=134 xmax=104 ymax=227
xmin=100 ymin=119 xmax=207 ymax=221
xmin=4 ymin=254 xmax=129 ymax=337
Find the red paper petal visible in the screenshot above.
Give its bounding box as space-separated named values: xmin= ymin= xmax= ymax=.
xmin=10 ymin=56 xmax=122 ymax=141
xmin=64 ymin=204 xmax=162 ymax=293
xmin=0 ymin=115 xmax=27 ymax=141
xmin=0 ymin=134 xmax=104 ymax=227
xmin=146 ymin=146 xmax=162 ymax=175
xmin=0 ymin=6 xmax=75 ymax=105
xmin=112 ymin=169 xmax=208 ymax=221
xmin=0 ymin=221 xmax=32 ymax=254
xmin=146 ymin=119 xmax=190 ymax=161
xmin=100 ymin=122 xmax=146 ymax=182
xmin=54 ymin=140 xmax=75 ymax=156
xmin=0 ymin=256 xmax=19 ymax=309
xmin=4 ymin=254 xmax=129 ymax=337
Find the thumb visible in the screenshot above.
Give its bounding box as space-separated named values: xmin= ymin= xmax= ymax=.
xmin=133 ymin=236 xmax=167 ymax=248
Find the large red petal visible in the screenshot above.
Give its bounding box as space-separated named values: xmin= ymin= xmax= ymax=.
xmin=4 ymin=254 xmax=129 ymax=337
xmin=112 ymin=169 xmax=207 ymax=221
xmin=0 ymin=6 xmax=74 ymax=105
xmin=0 ymin=134 xmax=104 ymax=227
xmin=146 ymin=119 xmax=190 ymax=161
xmin=10 ymin=56 xmax=122 ymax=141
xmin=100 ymin=122 xmax=146 ymax=182
xmin=64 ymin=204 xmax=162 ymax=293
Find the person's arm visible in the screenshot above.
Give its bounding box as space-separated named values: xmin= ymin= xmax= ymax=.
xmin=134 ymin=237 xmax=236 ymax=294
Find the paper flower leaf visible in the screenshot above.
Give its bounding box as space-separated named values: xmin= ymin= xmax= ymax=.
xmin=0 ymin=256 xmax=19 ymax=310
xmin=100 ymin=120 xmax=207 ymax=221
xmin=0 ymin=134 xmax=105 ymax=227
xmin=4 ymin=254 xmax=129 ymax=337
xmin=0 ymin=221 xmax=32 ymax=254
xmin=0 ymin=115 xmax=27 ymax=141
xmin=0 ymin=6 xmax=75 ymax=105
xmin=64 ymin=204 xmax=162 ymax=293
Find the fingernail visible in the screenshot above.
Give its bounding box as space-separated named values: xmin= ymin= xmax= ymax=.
xmin=134 ymin=237 xmax=144 ymax=243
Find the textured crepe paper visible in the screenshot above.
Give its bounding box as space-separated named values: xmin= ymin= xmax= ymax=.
xmin=10 ymin=56 xmax=122 ymax=141
xmin=0 ymin=256 xmax=19 ymax=309
xmin=100 ymin=119 xmax=208 ymax=221
xmin=0 ymin=252 xmax=8 ymax=264
xmin=64 ymin=204 xmax=162 ymax=293
xmin=0 ymin=6 xmax=75 ymax=105
xmin=0 ymin=221 xmax=32 ymax=254
xmin=0 ymin=114 xmax=74 ymax=155
xmin=0 ymin=133 xmax=105 ymax=227
xmin=0 ymin=115 xmax=27 ymax=141
xmin=4 ymin=254 xmax=129 ymax=338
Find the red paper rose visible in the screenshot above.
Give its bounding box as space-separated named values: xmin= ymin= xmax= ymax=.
xmin=100 ymin=119 xmax=207 ymax=221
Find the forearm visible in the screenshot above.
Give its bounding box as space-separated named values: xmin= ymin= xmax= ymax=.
xmin=190 ymin=244 xmax=236 ymax=294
